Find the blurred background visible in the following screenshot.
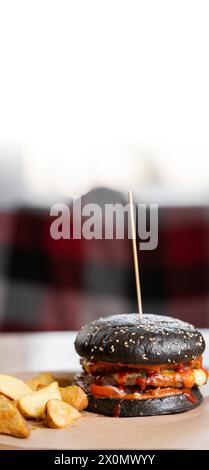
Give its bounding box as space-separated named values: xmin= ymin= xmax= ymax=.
xmin=0 ymin=0 xmax=209 ymax=331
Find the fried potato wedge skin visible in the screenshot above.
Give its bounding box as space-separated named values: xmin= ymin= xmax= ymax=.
xmin=0 ymin=393 xmax=11 ymax=401
xmin=46 ymin=399 xmax=81 ymax=428
xmin=27 ymin=373 xmax=55 ymax=391
xmin=60 ymin=385 xmax=88 ymax=411
xmin=0 ymin=375 xmax=32 ymax=401
xmin=0 ymin=400 xmax=30 ymax=438
xmin=36 ymin=384 xmax=47 ymax=391
xmin=18 ymin=381 xmax=61 ymax=419
xmin=56 ymin=377 xmax=71 ymax=387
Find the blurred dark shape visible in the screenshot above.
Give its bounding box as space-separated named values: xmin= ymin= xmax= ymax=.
xmin=0 ymin=188 xmax=208 ymax=331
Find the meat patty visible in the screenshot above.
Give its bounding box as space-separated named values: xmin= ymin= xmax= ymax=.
xmin=102 ymin=368 xmax=207 ymax=389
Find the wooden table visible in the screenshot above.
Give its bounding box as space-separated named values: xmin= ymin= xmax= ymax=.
xmin=0 ymin=330 xmax=209 ymax=450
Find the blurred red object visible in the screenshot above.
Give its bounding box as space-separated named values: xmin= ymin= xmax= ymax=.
xmin=0 ymin=190 xmax=208 ymax=331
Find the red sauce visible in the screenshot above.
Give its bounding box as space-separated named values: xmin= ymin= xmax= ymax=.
xmin=90 ymin=384 xmax=125 ymax=398
xmin=90 ymin=383 xmax=190 ymax=400
xmin=113 ymin=403 xmax=121 ymax=417
xmin=116 ymin=371 xmax=128 ymax=386
xmin=183 ymin=390 xmax=198 ymax=404
xmin=136 ymin=376 xmax=147 ymax=391
xmin=118 ymin=385 xmax=126 ymax=391
xmin=121 ymin=388 xmax=183 ymax=400
xmin=93 ymin=366 xmax=205 ymax=390
xmin=181 ymin=369 xmax=195 ymax=388
xmin=95 ymin=375 xmax=104 ymax=385
xmin=87 ymin=355 xmax=206 ymax=405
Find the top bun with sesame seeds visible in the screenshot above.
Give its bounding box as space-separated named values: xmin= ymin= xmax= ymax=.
xmin=75 ymin=313 xmax=205 ymax=365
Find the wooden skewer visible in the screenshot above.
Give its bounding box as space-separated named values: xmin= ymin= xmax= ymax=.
xmin=128 ymin=190 xmax=143 ymax=319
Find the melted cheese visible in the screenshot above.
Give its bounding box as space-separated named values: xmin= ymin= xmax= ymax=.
xmin=193 ymin=368 xmax=207 ymax=386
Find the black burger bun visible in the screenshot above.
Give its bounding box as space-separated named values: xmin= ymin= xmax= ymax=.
xmin=75 ymin=314 xmax=205 ymax=365
xmin=87 ymin=388 xmax=203 ymax=417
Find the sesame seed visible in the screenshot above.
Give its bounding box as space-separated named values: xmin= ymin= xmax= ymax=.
xmin=99 ymin=346 xmax=104 ymax=351
xmin=91 ymin=348 xmax=94 ymax=352
xmin=111 ymin=345 xmax=115 ymax=352
xmin=116 ymin=339 xmax=119 ymax=343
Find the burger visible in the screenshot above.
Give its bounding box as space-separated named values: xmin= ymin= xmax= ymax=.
xmin=74 ymin=314 xmax=208 ymax=417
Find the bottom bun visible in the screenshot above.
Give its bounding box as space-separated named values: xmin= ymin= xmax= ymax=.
xmin=87 ymin=388 xmax=203 ymax=417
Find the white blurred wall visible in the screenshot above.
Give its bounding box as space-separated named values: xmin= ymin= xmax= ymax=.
xmin=0 ymin=1 xmax=209 ymax=204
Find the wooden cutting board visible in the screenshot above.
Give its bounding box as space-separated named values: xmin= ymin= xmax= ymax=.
xmin=0 ymin=371 xmax=209 ymax=450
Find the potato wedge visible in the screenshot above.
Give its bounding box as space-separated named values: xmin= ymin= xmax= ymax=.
xmin=0 ymin=375 xmax=32 ymax=401
xmin=0 ymin=393 xmax=10 ymax=401
xmin=18 ymin=381 xmax=61 ymax=419
xmin=56 ymin=377 xmax=71 ymax=387
xmin=27 ymin=372 xmax=55 ymax=391
xmin=36 ymin=384 xmax=47 ymax=391
xmin=0 ymin=399 xmax=30 ymax=438
xmin=60 ymin=385 xmax=88 ymax=411
xmin=46 ymin=399 xmax=81 ymax=428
